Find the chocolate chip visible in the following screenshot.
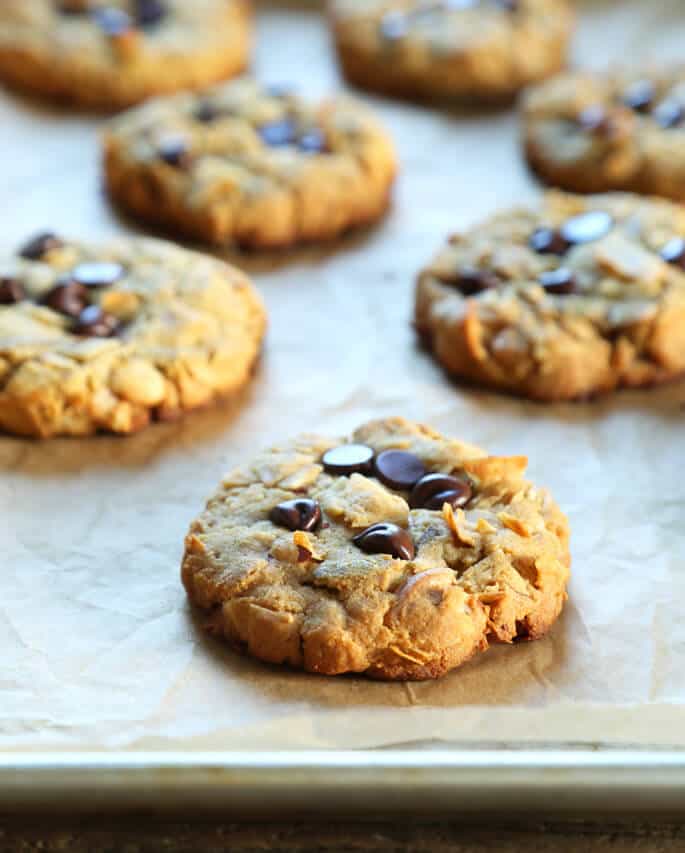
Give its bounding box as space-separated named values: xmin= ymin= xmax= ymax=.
xmin=258 ymin=119 xmax=297 ymax=147
xmin=529 ymin=227 xmax=569 ymax=256
xmin=299 ymin=129 xmax=327 ymax=154
xmin=0 ymin=277 xmax=26 ymax=305
xmin=560 ymin=210 xmax=613 ymax=245
xmin=158 ymin=136 xmax=191 ymax=168
xmin=452 ymin=267 xmax=500 ymax=295
xmin=660 ymin=237 xmax=685 ymax=269
xmin=374 ymin=450 xmax=426 ymax=491
xmin=194 ymin=100 xmax=218 ymax=123
xmin=410 ymin=473 xmax=472 ymax=510
xmin=622 ymin=79 xmax=654 ymax=113
xmin=71 ymin=261 xmax=124 ymax=288
xmin=322 ymin=444 xmax=374 ymax=476
xmin=135 ymin=0 xmax=166 ymax=27
xmin=269 ymin=498 xmax=322 ymax=533
xmin=19 ymin=232 xmax=63 ymax=261
xmin=352 ymin=523 xmax=415 ymax=561
xmin=42 ymin=280 xmax=89 ymax=317
xmin=93 ymin=7 xmax=133 ymax=36
xmin=380 ymin=11 xmax=409 ymax=40
xmin=58 ymin=0 xmax=91 ymax=14
xmin=653 ymin=99 xmax=684 ymax=129
xmin=539 ymin=267 xmax=576 ymax=295
xmin=72 ymin=305 xmax=118 ymax=337
xmin=578 ymin=104 xmax=614 ymax=136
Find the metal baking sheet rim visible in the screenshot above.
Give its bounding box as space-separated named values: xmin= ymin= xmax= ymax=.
xmin=2 ymin=749 xmax=685 ymax=816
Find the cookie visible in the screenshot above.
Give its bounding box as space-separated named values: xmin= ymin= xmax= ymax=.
xmin=328 ymin=0 xmax=573 ymax=102
xmin=415 ymin=192 xmax=685 ymax=401
xmin=0 ymin=232 xmax=266 ymax=437
xmin=102 ymin=78 xmax=398 ymax=250
xmin=523 ymin=67 xmax=685 ymax=201
xmin=181 ymin=417 xmax=570 ymax=680
xmin=0 ymin=0 xmax=251 ymax=110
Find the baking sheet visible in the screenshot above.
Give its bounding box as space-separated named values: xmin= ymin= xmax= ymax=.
xmin=2 ymin=0 xmax=685 ymax=754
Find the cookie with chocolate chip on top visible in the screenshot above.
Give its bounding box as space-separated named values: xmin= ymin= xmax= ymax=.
xmin=181 ymin=417 xmax=570 ymax=680
xmin=415 ymin=191 xmax=685 ymax=401
xmin=0 ymin=0 xmax=251 ymax=110
xmin=328 ymin=0 xmax=573 ymax=102
xmin=523 ymin=66 xmax=685 ymax=201
xmin=102 ymin=78 xmax=397 ymax=250
xmin=0 ymin=232 xmax=265 ymax=437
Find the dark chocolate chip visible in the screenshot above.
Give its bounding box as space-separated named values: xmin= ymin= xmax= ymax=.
xmin=0 ymin=277 xmax=26 ymax=305
xmin=653 ymin=99 xmax=684 ymax=129
xmin=539 ymin=267 xmax=576 ymax=295
xmin=374 ymin=450 xmax=426 ymax=491
xmin=269 ymin=498 xmax=322 ymax=533
xmin=258 ymin=119 xmax=297 ymax=147
xmin=352 ymin=523 xmax=415 ymax=561
xmin=19 ymin=232 xmax=63 ymax=261
xmin=560 ymin=210 xmax=613 ymax=245
xmin=93 ymin=6 xmax=133 ymax=36
xmin=322 ymin=443 xmax=374 ymax=476
xmin=135 ymin=0 xmax=166 ymax=27
xmin=660 ymin=237 xmax=685 ymax=269
xmin=452 ymin=267 xmax=500 ymax=295
xmin=158 ymin=135 xmax=192 ymax=168
xmin=578 ymin=104 xmax=614 ymax=136
xmin=194 ymin=100 xmax=219 ymax=123
xmin=410 ymin=473 xmax=472 ymax=510
xmin=622 ymin=79 xmax=654 ymax=113
xmin=529 ymin=227 xmax=569 ymax=256
xmin=42 ymin=280 xmax=89 ymax=318
xmin=71 ymin=261 xmax=125 ymax=288
xmin=299 ymin=129 xmax=327 ymax=154
xmin=72 ymin=305 xmax=118 ymax=337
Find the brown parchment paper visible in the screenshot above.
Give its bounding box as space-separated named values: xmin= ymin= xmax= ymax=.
xmin=2 ymin=0 xmax=685 ymax=753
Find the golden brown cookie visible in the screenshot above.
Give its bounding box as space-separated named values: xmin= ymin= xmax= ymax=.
xmin=328 ymin=0 xmax=573 ymax=102
xmin=181 ymin=417 xmax=570 ymax=680
xmin=523 ymin=67 xmax=685 ymax=201
xmin=0 ymin=232 xmax=266 ymax=437
xmin=0 ymin=0 xmax=251 ymax=110
xmin=415 ymin=192 xmax=685 ymax=401
xmin=102 ymin=78 xmax=398 ymax=250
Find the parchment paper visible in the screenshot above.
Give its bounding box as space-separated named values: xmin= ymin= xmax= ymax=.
xmin=2 ymin=0 xmax=685 ymax=753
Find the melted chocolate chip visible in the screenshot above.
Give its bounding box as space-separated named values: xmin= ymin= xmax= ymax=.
xmin=409 ymin=473 xmax=472 ymax=510
xmin=322 ymin=444 xmax=374 ymax=476
xmin=451 ymin=267 xmax=500 ymax=295
xmin=194 ymin=100 xmax=219 ymax=123
xmin=19 ymin=232 xmax=63 ymax=261
xmin=42 ymin=280 xmax=89 ymax=318
xmin=622 ymin=79 xmax=654 ymax=113
xmin=71 ymin=261 xmax=124 ymax=288
xmin=529 ymin=227 xmax=569 ymax=256
xmin=299 ymin=129 xmax=327 ymax=154
xmin=374 ymin=450 xmax=426 ymax=491
xmin=352 ymin=523 xmax=415 ymax=561
xmin=158 ymin=136 xmax=192 ymax=168
xmin=135 ymin=0 xmax=166 ymax=27
xmin=560 ymin=210 xmax=613 ymax=245
xmin=258 ymin=119 xmax=297 ymax=147
xmin=660 ymin=237 xmax=685 ymax=269
xmin=653 ymin=99 xmax=684 ymax=129
xmin=269 ymin=498 xmax=322 ymax=533
xmin=93 ymin=6 xmax=133 ymax=36
xmin=539 ymin=267 xmax=576 ymax=295
xmin=0 ymin=277 xmax=26 ymax=305
xmin=72 ymin=305 xmax=118 ymax=337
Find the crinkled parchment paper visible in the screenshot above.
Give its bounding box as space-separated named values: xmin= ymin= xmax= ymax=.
xmin=2 ymin=0 xmax=685 ymax=752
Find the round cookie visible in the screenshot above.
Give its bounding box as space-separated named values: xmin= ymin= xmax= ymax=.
xmin=181 ymin=417 xmax=570 ymax=680
xmin=523 ymin=67 xmax=685 ymax=201
xmin=415 ymin=191 xmax=685 ymax=401
xmin=328 ymin=0 xmax=573 ymax=102
xmin=103 ymin=78 xmax=398 ymax=250
xmin=0 ymin=232 xmax=266 ymax=437
xmin=0 ymin=0 xmax=251 ymax=111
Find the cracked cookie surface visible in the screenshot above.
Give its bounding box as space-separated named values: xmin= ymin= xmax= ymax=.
xmin=103 ymin=78 xmax=398 ymax=250
xmin=415 ymin=192 xmax=685 ymax=401
xmin=328 ymin=0 xmax=573 ymax=102
xmin=523 ymin=67 xmax=685 ymax=201
xmin=181 ymin=417 xmax=570 ymax=681
xmin=0 ymin=233 xmax=266 ymax=437
xmin=0 ymin=0 xmax=251 ymax=110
